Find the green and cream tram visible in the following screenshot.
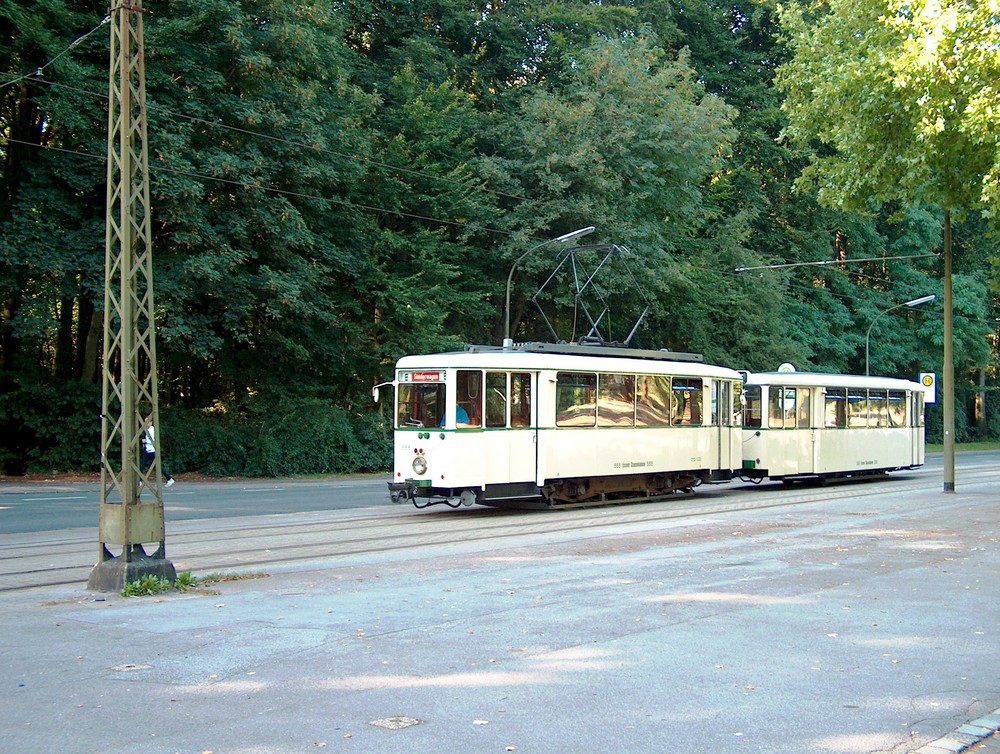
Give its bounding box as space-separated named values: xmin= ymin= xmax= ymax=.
xmin=740 ymin=370 xmax=925 ymax=483
xmin=378 ymin=343 xmax=744 ymax=508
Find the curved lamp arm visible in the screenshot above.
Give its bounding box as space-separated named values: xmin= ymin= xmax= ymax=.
xmin=865 ymin=294 xmax=935 ymax=376
xmin=504 ymin=226 xmax=595 ymax=347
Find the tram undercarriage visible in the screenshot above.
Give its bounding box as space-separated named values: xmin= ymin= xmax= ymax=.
xmin=391 ymin=469 xmax=733 ymax=510
xmin=541 ymin=470 xmax=707 ymax=505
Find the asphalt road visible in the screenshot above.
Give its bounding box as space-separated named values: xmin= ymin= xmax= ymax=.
xmin=0 ymin=475 xmax=392 ymax=534
xmin=0 ymin=450 xmax=989 ymax=536
xmin=1 ymin=450 xmax=997 ymax=754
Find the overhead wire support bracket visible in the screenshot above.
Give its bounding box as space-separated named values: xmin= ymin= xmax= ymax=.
xmin=532 ymin=243 xmax=651 ymax=347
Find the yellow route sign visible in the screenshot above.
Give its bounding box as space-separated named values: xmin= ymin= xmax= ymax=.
xmin=919 ymin=372 xmax=936 ymax=404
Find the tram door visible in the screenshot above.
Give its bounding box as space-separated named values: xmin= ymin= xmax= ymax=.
xmin=713 ymin=380 xmax=735 ymax=472
xmin=484 ymin=371 xmax=537 ymax=488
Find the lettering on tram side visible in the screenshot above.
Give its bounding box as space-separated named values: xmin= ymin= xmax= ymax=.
xmin=613 ymin=460 xmax=655 ymax=469
xmin=856 ymin=459 xmax=878 ymax=467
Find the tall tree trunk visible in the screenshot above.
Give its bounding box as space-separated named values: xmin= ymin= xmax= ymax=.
xmin=75 ymin=296 xmax=96 ymax=380
xmin=976 ymin=367 xmax=986 ymax=435
xmin=1 ymin=295 xmax=21 ymax=371
xmin=80 ymin=308 xmax=103 ymax=384
xmin=54 ymin=295 xmax=75 ymax=378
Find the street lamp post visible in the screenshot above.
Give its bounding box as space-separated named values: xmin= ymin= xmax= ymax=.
xmin=864 ymin=294 xmax=936 ymax=376
xmin=504 ymin=226 xmax=595 ymax=348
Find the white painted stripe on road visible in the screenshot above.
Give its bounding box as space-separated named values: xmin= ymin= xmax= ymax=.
xmin=22 ymin=496 xmax=88 ymax=502
xmin=242 ymin=487 xmax=286 ymax=492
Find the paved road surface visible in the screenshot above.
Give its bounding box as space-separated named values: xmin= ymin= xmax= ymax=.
xmin=0 ymin=451 xmax=998 ymax=753
xmin=1 ymin=450 xmax=991 ymax=535
xmin=0 ymin=475 xmax=390 ymax=534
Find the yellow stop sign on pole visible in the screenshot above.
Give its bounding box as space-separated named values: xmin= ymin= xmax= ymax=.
xmin=919 ymin=372 xmax=936 ymax=404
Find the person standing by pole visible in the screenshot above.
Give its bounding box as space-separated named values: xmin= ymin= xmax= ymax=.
xmin=140 ymin=416 xmax=174 ymax=489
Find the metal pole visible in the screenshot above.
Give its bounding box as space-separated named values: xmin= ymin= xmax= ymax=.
xmin=504 ymin=226 xmax=595 ymax=348
xmin=943 ymin=209 xmax=955 ymax=492
xmin=89 ymin=0 xmax=174 ymax=592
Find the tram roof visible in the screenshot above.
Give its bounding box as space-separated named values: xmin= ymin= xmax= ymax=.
xmin=742 ymin=371 xmax=924 ymax=391
xmin=395 ymin=342 xmax=741 ymax=378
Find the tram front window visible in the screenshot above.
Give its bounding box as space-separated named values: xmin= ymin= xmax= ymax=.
xmin=396 ymin=383 xmax=445 ymax=428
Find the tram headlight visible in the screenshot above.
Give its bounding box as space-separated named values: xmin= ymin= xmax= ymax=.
xmin=412 ymin=455 xmax=428 ymax=476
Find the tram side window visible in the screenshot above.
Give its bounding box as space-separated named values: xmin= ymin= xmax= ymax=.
xmin=847 ymin=389 xmax=868 ymax=428
xmin=767 ymin=386 xmax=782 ymax=428
xmin=913 ymin=391 xmax=925 ymax=427
xmin=743 ymin=386 xmax=762 ymax=428
xmin=456 ymin=370 xmax=482 ymax=427
xmin=869 ymin=390 xmax=888 ymax=427
xmin=636 ymin=375 xmax=671 ymax=426
xmin=396 ymin=383 xmax=445 ymax=428
xmin=797 ymin=387 xmax=811 ymax=428
xmin=512 ymin=372 xmax=531 ymax=427
xmin=598 ymin=373 xmax=635 ymax=427
xmin=672 ymin=378 xmax=703 ymax=426
xmin=825 ymin=388 xmax=847 ymax=428
xmin=888 ymin=391 xmax=907 ymax=427
xmin=556 ymin=372 xmax=597 ymax=427
xmin=486 ymin=372 xmax=507 ymax=428
xmin=769 ymin=386 xmax=797 ymax=429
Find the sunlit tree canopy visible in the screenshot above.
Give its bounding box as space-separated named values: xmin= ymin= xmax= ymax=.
xmin=776 ymin=0 xmax=1000 ymax=214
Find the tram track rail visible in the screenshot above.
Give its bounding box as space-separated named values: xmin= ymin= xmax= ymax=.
xmin=2 ymin=464 xmax=997 ymax=595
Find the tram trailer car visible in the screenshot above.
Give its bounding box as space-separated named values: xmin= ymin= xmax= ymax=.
xmin=378 ymin=342 xmax=744 ymax=509
xmin=740 ymin=371 xmax=926 ymax=484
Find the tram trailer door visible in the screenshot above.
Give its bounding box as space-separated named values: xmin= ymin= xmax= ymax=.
xmin=911 ymin=391 xmax=925 ymax=467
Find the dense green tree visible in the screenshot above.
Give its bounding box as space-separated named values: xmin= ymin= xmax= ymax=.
xmin=143 ymin=0 xmax=378 ymax=407
xmin=776 ymin=0 xmax=1000 ymax=478
xmin=1 ymin=2 xmax=109 ymax=471
xmin=2 ymin=0 xmax=999 ymax=474
xmin=1 ymin=1 xmax=108 ymax=378
xmin=488 ymin=34 xmax=745 ymax=352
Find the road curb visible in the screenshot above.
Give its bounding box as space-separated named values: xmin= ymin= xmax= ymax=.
xmin=913 ymin=710 xmax=1000 ymax=753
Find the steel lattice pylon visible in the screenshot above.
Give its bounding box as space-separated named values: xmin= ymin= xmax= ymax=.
xmin=88 ymin=0 xmax=175 ymax=591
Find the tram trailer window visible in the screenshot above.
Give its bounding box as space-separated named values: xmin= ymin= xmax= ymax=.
xmin=888 ymin=391 xmax=907 ymax=427
xmin=869 ymin=390 xmax=888 ymax=427
xmin=486 ymin=372 xmax=507 ymax=428
xmin=743 ymin=385 xmax=762 ymax=428
xmin=824 ymin=388 xmax=847 ymax=428
xmin=847 ymin=389 xmax=869 ymax=427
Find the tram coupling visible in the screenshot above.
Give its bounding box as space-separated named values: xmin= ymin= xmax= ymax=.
xmin=388 ymin=481 xmax=411 ymax=504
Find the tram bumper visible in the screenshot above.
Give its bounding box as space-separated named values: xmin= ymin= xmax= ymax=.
xmin=388 ymin=481 xmax=414 ymax=504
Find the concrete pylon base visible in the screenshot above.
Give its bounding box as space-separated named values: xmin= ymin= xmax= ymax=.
xmin=87 ymin=552 xmax=177 ymax=593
